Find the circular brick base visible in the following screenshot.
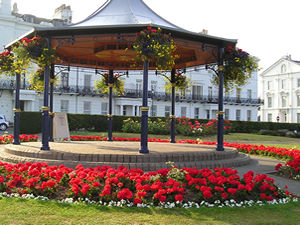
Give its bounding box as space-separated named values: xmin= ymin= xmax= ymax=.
xmin=0 ymin=141 xmax=251 ymax=170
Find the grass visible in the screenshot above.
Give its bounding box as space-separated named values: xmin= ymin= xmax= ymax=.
xmin=70 ymin=131 xmax=300 ymax=149
xmin=0 ymin=198 xmax=299 ymax=225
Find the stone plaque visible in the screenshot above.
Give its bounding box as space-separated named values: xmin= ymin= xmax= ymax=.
xmin=53 ymin=112 xmax=70 ymax=140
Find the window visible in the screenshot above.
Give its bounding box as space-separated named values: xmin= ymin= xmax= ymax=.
xmin=192 ymin=85 xmax=203 ymax=100
xmin=101 ymin=102 xmax=108 ymax=115
xmin=281 ymin=64 xmax=286 ymax=73
xmin=194 ymin=108 xmax=199 ymax=119
xmin=236 ymin=88 xmax=241 ymax=101
xmin=236 ymin=109 xmax=241 ymax=121
xmin=136 ymin=79 xmax=142 ymax=91
xmin=212 ymin=110 xmax=217 ymax=119
xmin=208 ymin=87 xmax=213 ymax=99
xmin=267 ymin=97 xmax=272 ymax=108
xmin=281 ymin=79 xmax=286 ymax=89
xmin=150 ymin=81 xmax=157 ymax=92
xmin=297 ymin=113 xmax=300 ymax=123
xmin=247 ymin=110 xmax=251 ymax=121
xmin=165 ymin=106 xmax=170 ymax=117
xmin=298 ymin=78 xmax=300 ymax=88
xmin=206 ymin=110 xmax=210 ymax=119
xmin=267 ymin=113 xmax=272 ymax=122
xmin=123 ymin=105 xmax=127 ymax=116
xmin=83 ymin=101 xmax=91 ymax=114
xmin=181 ymin=107 xmax=187 ymax=117
xmin=60 ymin=100 xmax=69 ymax=113
xmin=84 ymin=74 xmax=91 ymax=89
xmin=151 ymin=105 xmax=157 ymax=116
xmin=225 ymin=109 xmax=229 ymax=120
xmin=247 ymin=89 xmax=252 ymax=100
xmin=61 ymin=72 xmax=69 ymax=88
xmin=297 ymin=95 xmax=300 ymax=107
xmin=282 ymin=96 xmax=287 ymax=107
xmin=267 ymin=81 xmax=272 ymax=90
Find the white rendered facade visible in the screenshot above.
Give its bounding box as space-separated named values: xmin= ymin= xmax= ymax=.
xmin=260 ymin=55 xmax=300 ymax=123
xmin=0 ymin=1 xmax=260 ymax=123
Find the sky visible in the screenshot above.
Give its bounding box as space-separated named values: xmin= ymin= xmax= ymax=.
xmin=12 ymin=0 xmax=300 ymax=72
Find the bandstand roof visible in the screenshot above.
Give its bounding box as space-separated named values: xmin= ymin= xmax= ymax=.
xmin=7 ymin=0 xmax=237 ymax=70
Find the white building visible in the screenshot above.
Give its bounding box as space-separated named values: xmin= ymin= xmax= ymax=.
xmin=0 ymin=0 xmax=260 ymax=123
xmin=260 ymin=55 xmax=300 ymax=123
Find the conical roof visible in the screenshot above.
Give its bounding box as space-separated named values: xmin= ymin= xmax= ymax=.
xmin=6 ymin=0 xmax=237 ymax=70
xmin=71 ymin=0 xmax=180 ymax=29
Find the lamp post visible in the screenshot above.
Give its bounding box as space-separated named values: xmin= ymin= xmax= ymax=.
xmin=217 ymin=46 xmax=224 ymax=151
xmin=139 ymin=60 xmax=149 ymax=154
xmin=49 ymin=64 xmax=54 ymax=142
xmin=41 ymin=37 xmax=51 ymax=151
xmin=107 ymin=69 xmax=113 ymax=142
xmin=13 ymin=72 xmax=21 ymax=145
xmin=170 ymin=68 xmax=176 ymax=143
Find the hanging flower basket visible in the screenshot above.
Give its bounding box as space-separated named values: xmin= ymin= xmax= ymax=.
xmin=210 ymin=46 xmax=259 ymax=90
xmin=164 ymin=72 xmax=190 ymax=93
xmin=133 ymin=27 xmax=177 ymax=71
xmin=0 ymin=50 xmax=14 ymax=75
xmin=28 ymin=68 xmax=58 ymax=92
xmin=95 ymin=73 xmax=124 ymax=95
xmin=13 ymin=36 xmax=57 ymax=67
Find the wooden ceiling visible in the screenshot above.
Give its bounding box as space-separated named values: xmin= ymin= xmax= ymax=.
xmin=52 ymin=33 xmax=218 ymax=70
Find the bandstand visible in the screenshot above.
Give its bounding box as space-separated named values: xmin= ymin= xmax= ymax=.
xmin=1 ymin=0 xmax=252 ymax=169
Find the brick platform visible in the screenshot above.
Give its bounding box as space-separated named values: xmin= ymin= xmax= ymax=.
xmin=0 ymin=141 xmax=251 ymax=170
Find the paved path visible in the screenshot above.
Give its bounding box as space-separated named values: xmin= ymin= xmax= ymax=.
xmin=233 ymin=155 xmax=300 ymax=197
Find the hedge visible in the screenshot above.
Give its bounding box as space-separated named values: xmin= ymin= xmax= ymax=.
xmin=19 ymin=112 xmax=300 ymax=134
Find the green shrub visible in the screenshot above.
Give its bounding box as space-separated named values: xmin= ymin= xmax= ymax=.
xmin=20 ymin=112 xmax=42 ymax=134
xmin=19 ymin=112 xmax=300 ymax=135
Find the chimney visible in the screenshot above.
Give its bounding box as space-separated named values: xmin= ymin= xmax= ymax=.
xmin=200 ymin=29 xmax=208 ymax=35
xmin=53 ymin=4 xmax=72 ymax=25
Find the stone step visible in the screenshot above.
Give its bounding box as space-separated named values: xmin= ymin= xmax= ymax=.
xmin=3 ymin=144 xmax=239 ymax=163
xmin=0 ymin=146 xmax=252 ymax=170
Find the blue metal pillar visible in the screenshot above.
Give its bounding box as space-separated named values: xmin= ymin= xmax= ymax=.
xmin=217 ymin=46 xmax=225 ymax=151
xmin=49 ymin=64 xmax=54 ymax=142
xmin=139 ymin=60 xmax=149 ymax=154
xmin=13 ymin=73 xmax=21 ymax=145
xmin=170 ymin=68 xmax=176 ymax=143
xmin=41 ymin=37 xmax=51 ymax=151
xmin=107 ymin=69 xmax=113 ymax=142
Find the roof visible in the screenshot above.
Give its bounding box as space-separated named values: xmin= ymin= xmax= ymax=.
xmin=71 ymin=0 xmax=181 ymax=29
xmin=5 ymin=0 xmax=238 ymax=70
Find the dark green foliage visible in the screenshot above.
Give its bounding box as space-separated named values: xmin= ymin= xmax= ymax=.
xmin=20 ymin=112 xmax=42 ymax=134
xmin=19 ymin=112 xmax=300 ymax=135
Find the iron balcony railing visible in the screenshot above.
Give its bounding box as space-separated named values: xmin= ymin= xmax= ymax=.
xmin=1 ymin=83 xmax=263 ymax=105
xmin=119 ymin=89 xmax=263 ymax=105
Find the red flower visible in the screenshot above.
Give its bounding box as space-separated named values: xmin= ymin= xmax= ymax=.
xmin=203 ymin=190 xmax=212 ymax=199
xmin=227 ymin=188 xmax=237 ymax=195
xmin=275 ymin=163 xmax=282 ymax=171
xmin=175 ymin=194 xmax=183 ymax=202
xmin=133 ymin=198 xmax=142 ymax=205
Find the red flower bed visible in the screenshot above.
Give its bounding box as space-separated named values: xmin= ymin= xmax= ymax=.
xmin=0 ymin=161 xmax=291 ymax=205
xmin=0 ymin=134 xmax=38 ymax=144
xmin=69 ymin=136 xmax=300 ymax=162
xmin=275 ymin=158 xmax=300 ymax=180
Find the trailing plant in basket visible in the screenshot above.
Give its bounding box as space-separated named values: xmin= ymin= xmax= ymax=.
xmin=207 ymin=46 xmax=259 ymax=90
xmin=133 ymin=27 xmax=178 ymax=71
xmin=164 ymin=72 xmax=190 ymax=93
xmin=0 ymin=49 xmax=30 ymax=76
xmin=95 ymin=72 xmax=125 ymax=95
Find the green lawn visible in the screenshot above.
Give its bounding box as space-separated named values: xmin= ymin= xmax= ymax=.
xmin=0 ymin=198 xmax=299 ymax=225
xmin=70 ymin=131 xmax=300 ymax=149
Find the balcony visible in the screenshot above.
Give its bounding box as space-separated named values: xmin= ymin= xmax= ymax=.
xmin=0 ymin=83 xmax=263 ymax=105
xmin=118 ymin=89 xmax=262 ymax=106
